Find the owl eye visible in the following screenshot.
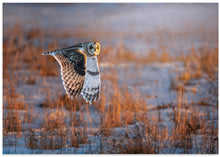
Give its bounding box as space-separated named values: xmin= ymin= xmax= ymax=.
xmin=90 ymin=45 xmax=93 ymax=49
xmin=96 ymin=45 xmax=99 ymax=50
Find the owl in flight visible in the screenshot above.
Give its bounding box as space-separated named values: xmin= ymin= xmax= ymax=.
xmin=42 ymin=41 xmax=101 ymax=104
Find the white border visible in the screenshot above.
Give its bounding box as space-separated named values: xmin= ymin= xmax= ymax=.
xmin=1 ymin=1 xmax=219 ymax=157
xmin=1 ymin=0 xmax=220 ymax=3
xmin=0 ymin=1 xmax=2 ymax=156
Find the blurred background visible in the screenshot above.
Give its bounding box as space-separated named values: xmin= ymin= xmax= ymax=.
xmin=3 ymin=3 xmax=218 ymax=52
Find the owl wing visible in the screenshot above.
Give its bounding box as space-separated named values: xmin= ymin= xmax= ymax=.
xmin=53 ymin=49 xmax=86 ymax=99
xmin=81 ymin=56 xmax=101 ymax=104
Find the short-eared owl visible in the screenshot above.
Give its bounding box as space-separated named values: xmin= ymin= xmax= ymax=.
xmin=42 ymin=41 xmax=101 ymax=104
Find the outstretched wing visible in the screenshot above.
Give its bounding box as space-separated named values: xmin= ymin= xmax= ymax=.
xmin=81 ymin=56 xmax=101 ymax=104
xmin=54 ymin=49 xmax=86 ymax=99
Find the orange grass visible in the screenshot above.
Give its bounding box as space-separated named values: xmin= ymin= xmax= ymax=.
xmin=3 ymin=25 xmax=218 ymax=154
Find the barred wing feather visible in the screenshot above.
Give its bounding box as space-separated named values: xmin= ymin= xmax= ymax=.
xmin=54 ymin=49 xmax=86 ymax=99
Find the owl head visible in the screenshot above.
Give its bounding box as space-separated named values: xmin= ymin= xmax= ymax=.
xmin=82 ymin=41 xmax=101 ymax=57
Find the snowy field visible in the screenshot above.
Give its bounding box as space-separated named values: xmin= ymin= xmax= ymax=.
xmin=3 ymin=3 xmax=218 ymax=154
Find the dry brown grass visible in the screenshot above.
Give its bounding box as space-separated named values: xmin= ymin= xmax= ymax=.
xmin=4 ymin=111 xmax=22 ymax=136
xmin=27 ymin=127 xmax=67 ymax=150
xmin=39 ymin=93 xmax=84 ymax=113
xmin=177 ymin=45 xmax=218 ymax=82
xmin=3 ymin=25 xmax=59 ymax=77
xmin=167 ymin=90 xmax=218 ymax=153
xmin=98 ymin=124 xmax=155 ymax=154
xmin=99 ymin=72 xmax=148 ymax=128
xmin=3 ymin=68 xmax=28 ymax=110
xmin=3 ymin=25 xmax=218 ymax=154
xmin=69 ymin=127 xmax=88 ymax=148
xmin=99 ymin=42 xmax=174 ymax=65
xmin=97 ymin=86 xmax=218 ymax=154
xmin=140 ymin=45 xmax=173 ymax=64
